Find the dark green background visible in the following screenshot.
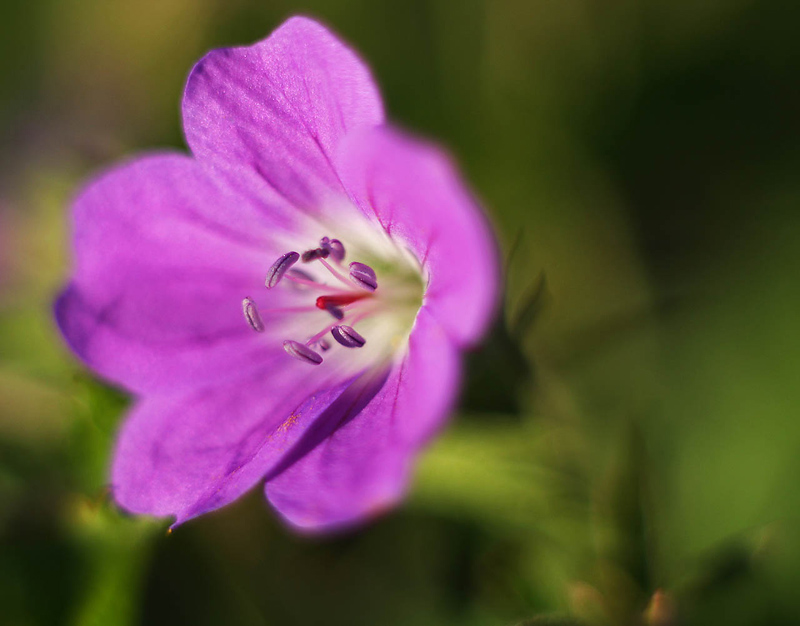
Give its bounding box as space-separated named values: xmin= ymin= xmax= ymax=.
xmin=1 ymin=1 xmax=799 ymax=624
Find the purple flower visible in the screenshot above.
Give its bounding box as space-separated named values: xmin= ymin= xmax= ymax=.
xmin=55 ymin=17 xmax=498 ymax=532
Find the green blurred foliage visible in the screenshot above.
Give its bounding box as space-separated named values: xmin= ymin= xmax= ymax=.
xmin=2 ymin=0 xmax=800 ymax=625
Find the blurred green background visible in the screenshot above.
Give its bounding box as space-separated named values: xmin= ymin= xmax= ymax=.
xmin=1 ymin=1 xmax=799 ymax=625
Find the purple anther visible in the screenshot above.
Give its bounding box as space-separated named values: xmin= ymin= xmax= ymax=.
xmin=317 ymin=339 xmax=331 ymax=352
xmin=285 ymin=268 xmax=316 ymax=288
xmin=288 ymin=267 xmax=314 ymax=280
xmin=316 ymin=246 xmax=330 ymax=259
xmin=283 ymin=340 xmax=323 ymax=365
xmin=302 ymin=249 xmax=320 ymax=263
xmin=265 ymin=251 xmax=299 ymax=288
xmin=331 ymin=325 xmax=367 ymax=348
xmin=324 ymin=303 xmax=345 ymax=320
xmin=242 ymin=297 xmax=264 ymax=332
xmin=349 ymin=261 xmax=378 ymax=291
xmin=320 ymin=236 xmax=344 ymax=261
xmin=328 ymin=239 xmax=345 ymax=262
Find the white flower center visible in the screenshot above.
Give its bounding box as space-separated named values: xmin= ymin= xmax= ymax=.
xmin=243 ymin=223 xmax=425 ymax=373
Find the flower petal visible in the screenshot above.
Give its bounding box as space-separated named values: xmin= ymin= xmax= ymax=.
xmin=55 ymin=153 xmax=302 ymax=394
xmin=182 ymin=16 xmax=384 ymax=210
xmin=112 ymin=365 xmax=362 ymax=524
xmin=265 ymin=308 xmax=460 ymax=532
xmin=336 ymin=126 xmax=499 ymax=347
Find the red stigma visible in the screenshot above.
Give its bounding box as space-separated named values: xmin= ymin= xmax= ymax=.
xmin=316 ymin=293 xmax=369 ymax=310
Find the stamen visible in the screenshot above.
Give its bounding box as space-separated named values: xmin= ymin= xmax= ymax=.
xmin=301 ymin=249 xmax=320 ymax=262
xmin=302 ymin=247 xmax=329 ymax=262
xmin=331 ymin=325 xmax=367 ymax=348
xmin=316 ymin=257 xmax=352 ymax=287
xmin=320 ymin=237 xmax=345 ymax=262
xmin=283 ymin=340 xmax=323 ymax=365
xmin=266 ymin=251 xmax=299 ymax=289
xmin=328 ymin=239 xmax=346 ymax=262
xmin=305 ymin=321 xmax=342 ymax=346
xmin=284 ymin=269 xmax=343 ymax=291
xmin=242 ymin=297 xmax=264 ymax=332
xmin=287 ymin=268 xmax=315 ymax=282
xmin=284 ymin=268 xmax=318 ymax=290
xmin=323 ymin=303 xmax=345 ymax=320
xmin=317 ymin=338 xmax=331 ymax=352
xmin=349 ymin=262 xmax=378 ymax=291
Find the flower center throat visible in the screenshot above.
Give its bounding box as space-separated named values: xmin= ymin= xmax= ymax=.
xmin=242 ymin=235 xmax=424 ymax=366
